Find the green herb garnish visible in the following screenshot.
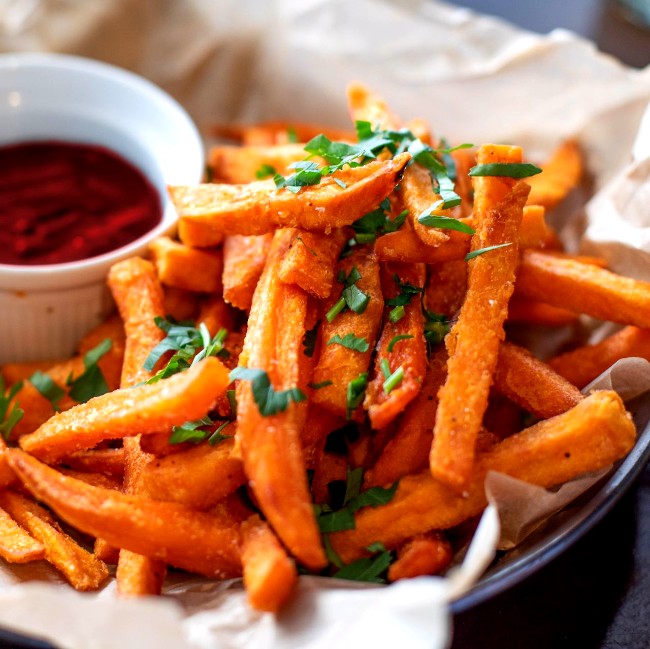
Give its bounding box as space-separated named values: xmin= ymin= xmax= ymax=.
xmin=0 ymin=378 xmax=23 ymax=441
xmin=468 ymin=162 xmax=542 ymax=178
xmin=66 ymin=339 xmax=112 ymax=403
xmin=465 ymin=242 xmax=513 ymax=261
xmin=229 ymin=367 xmax=306 ymax=416
xmin=327 ymin=333 xmax=369 ymax=353
xmin=387 ymin=334 xmax=414 ymax=353
xmin=308 ymin=380 xmax=333 ymax=390
xmin=255 ymin=163 xmax=277 ymax=180
xmin=332 ymin=542 xmax=393 ymax=583
xmin=417 ymin=208 xmax=475 ymax=234
xmin=326 ymin=266 xmax=371 ymax=322
xmin=383 ymin=366 xmax=404 ymax=394
xmin=29 ymin=371 xmax=65 ymax=411
xmin=346 ymin=371 xmax=368 ymax=420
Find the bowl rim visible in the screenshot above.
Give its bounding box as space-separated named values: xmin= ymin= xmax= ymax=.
xmin=0 ymin=52 xmax=204 ymax=284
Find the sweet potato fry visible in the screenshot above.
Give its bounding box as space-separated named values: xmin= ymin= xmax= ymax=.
xmin=19 ymin=357 xmax=230 ymax=464
xmin=364 ymin=263 xmax=427 ymax=429
xmin=197 ymin=296 xmax=237 ymax=335
xmin=387 ymin=532 xmax=453 ymax=582
xmin=374 ymin=228 xmax=469 ymax=264
xmin=311 ymin=246 xmax=384 ymax=419
xmin=212 ymin=121 xmax=354 ymax=146
xmin=549 ymin=326 xmax=650 ymax=388
xmin=61 ymin=447 xmax=125 ymax=479
xmin=241 ymin=514 xmax=298 ymax=613
xmin=347 ymin=82 xmax=401 ymax=131
xmin=0 ymin=489 xmax=109 ymax=590
xmin=0 ymin=505 xmax=45 ymax=563
xmin=516 ymin=249 xmax=650 ymax=328
xmin=494 ymin=342 xmax=584 ymax=419
xmin=526 ymin=140 xmax=583 ymax=209
xmin=423 ymin=260 xmax=467 ymax=317
xmin=149 ymin=236 xmax=223 ymax=294
xmin=300 ymin=404 xmax=346 ymax=450
xmin=507 ymin=297 xmax=580 ymax=327
xmin=278 ymin=228 xmax=348 ymax=299
xmin=169 ymin=153 xmax=410 ymax=241
xmin=430 ymin=162 xmax=529 ymax=491
xmin=363 ymin=349 xmax=447 ymax=489
xmin=163 ymin=286 xmax=200 ymax=322
xmin=236 ymin=229 xmax=326 ymax=570
xmin=7 ymin=450 xmax=243 ymax=579
xmin=210 ymin=144 xmax=321 ymax=184
xmin=519 ymin=205 xmax=559 ymax=249
xmin=178 ymin=217 xmax=224 ymax=248
xmin=331 ymin=390 xmax=635 ymax=562
xmin=133 ymin=437 xmax=245 ymax=510
xmin=223 ymin=233 xmax=273 ymax=311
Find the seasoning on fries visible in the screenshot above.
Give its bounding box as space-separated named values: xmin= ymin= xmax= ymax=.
xmin=0 ymin=83 xmax=645 ymax=614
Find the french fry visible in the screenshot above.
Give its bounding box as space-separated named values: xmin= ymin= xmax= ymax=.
xmin=494 ymin=342 xmax=584 ymax=419
xmin=549 ymin=326 xmax=650 ymax=388
xmin=197 ymin=296 xmax=237 ymax=336
xmin=363 ymin=349 xmax=447 ymax=489
xmin=430 ymin=159 xmax=529 ymax=491
xmin=311 ymin=246 xmax=384 ymax=419
xmin=211 ymin=121 xmax=354 ymax=146
xmin=519 ymin=205 xmax=559 ymax=250
xmin=223 ymin=234 xmax=273 ymax=311
xmin=278 ymin=228 xmax=349 ymax=299
xmin=163 ymin=286 xmax=200 ymax=322
xmin=178 ymin=217 xmax=224 ymax=248
xmin=387 ymin=532 xmax=453 ymax=581
xmin=210 ymin=144 xmax=322 ymax=184
xmin=7 ymin=450 xmax=243 ymax=579
xmin=149 ymin=236 xmax=223 ymax=294
xmin=133 ymin=437 xmax=246 ymax=510
xmin=526 ymin=139 xmax=583 ymax=209
xmin=507 ymin=296 xmax=580 ymax=327
xmin=374 ymin=228 xmax=469 ymax=264
xmin=516 ymin=249 xmax=650 ymax=328
xmin=364 ymin=263 xmax=427 ymax=430
xmin=0 ymin=505 xmax=45 ymax=563
xmin=331 ymin=390 xmax=635 ymax=562
xmin=0 ymin=489 xmax=109 ymax=590
xmin=423 ymin=260 xmax=467 ymax=317
xmin=61 ymin=448 xmax=125 ymax=479
xmin=19 ymin=357 xmax=230 ymax=464
xmin=169 ymin=153 xmax=410 ymax=241
xmin=241 ymin=514 xmax=298 ymax=613
xmin=311 ymin=451 xmax=348 ymax=504
xmin=236 ymin=229 xmax=326 ymax=570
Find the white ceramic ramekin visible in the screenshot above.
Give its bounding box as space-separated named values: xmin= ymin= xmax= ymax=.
xmin=0 ymin=53 xmax=204 ymax=364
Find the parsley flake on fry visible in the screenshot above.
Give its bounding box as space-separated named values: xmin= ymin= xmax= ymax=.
xmin=327 ymin=333 xmax=370 ymax=352
xmin=66 ymin=338 xmax=112 ymax=403
xmin=387 ymin=334 xmax=414 ymax=353
xmin=255 ymin=163 xmax=277 ymax=180
xmin=0 ymin=378 xmax=23 ymax=441
xmin=465 ymin=242 xmax=513 ymax=261
xmin=417 ymin=210 xmax=475 ymax=234
xmin=230 ymin=367 xmax=306 ymax=416
xmin=29 ymin=372 xmax=65 ymax=411
xmin=469 ymin=162 xmax=542 ymax=178
xmin=346 ymin=372 xmax=368 ymax=420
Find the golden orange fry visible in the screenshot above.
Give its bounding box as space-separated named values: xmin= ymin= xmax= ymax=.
xmin=223 ymin=234 xmax=273 ymax=311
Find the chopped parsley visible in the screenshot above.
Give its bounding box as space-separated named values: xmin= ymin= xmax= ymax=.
xmin=465 ymin=242 xmax=513 ymax=261
xmin=383 ymin=365 xmax=404 ymax=394
xmin=30 ymin=371 xmax=65 ymax=410
xmin=351 ymin=198 xmax=408 ymax=244
xmin=286 ymin=126 xmax=299 ymax=143
xmin=327 ymin=333 xmax=369 ymax=353
xmin=332 ymin=542 xmax=393 ymax=583
xmin=0 ymin=378 xmax=23 ymax=441
xmin=468 ymin=162 xmax=542 ymax=178
xmin=229 ymin=367 xmax=306 ymax=416
xmin=386 ymin=275 xmax=422 ymax=323
xmin=424 ymin=310 xmax=451 ymax=347
xmin=66 ymin=338 xmax=112 ymax=403
xmin=144 ymin=318 xmax=229 ymax=383
xmin=169 ymin=416 xmax=234 ymax=446
xmin=326 ymin=267 xmax=371 ymax=323
xmin=255 ymin=163 xmax=277 ymax=180
xmin=346 ymin=372 xmax=368 ymax=420
xmin=417 ymin=208 xmax=475 ymax=234
xmin=308 ymin=380 xmax=333 ymax=390
xmin=387 ymin=334 xmax=414 ymax=353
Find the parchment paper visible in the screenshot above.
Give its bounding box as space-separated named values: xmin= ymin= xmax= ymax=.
xmin=1 ymin=1 xmax=650 ymax=648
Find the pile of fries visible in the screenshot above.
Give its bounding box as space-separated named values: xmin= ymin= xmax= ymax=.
xmin=0 ymin=83 xmax=646 ymax=613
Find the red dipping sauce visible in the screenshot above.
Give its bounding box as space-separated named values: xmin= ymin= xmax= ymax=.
xmin=0 ymin=141 xmax=162 ymax=265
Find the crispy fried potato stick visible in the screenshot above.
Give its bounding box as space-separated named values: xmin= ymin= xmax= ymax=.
xmin=519 ymin=205 xmax=559 ymax=250
xmin=178 ymin=217 xmax=224 ymax=248
xmin=149 ymin=236 xmax=223 ymax=294
xmin=61 ymin=448 xmax=125 ymax=479
xmin=549 ymin=326 xmax=650 ymax=388
xmin=223 ymin=234 xmax=273 ymax=311
xmin=7 ymin=450 xmax=243 ymax=579
xmin=19 ymin=357 xmax=230 ymax=464
xmin=241 ymin=514 xmax=298 ymax=613
xmin=170 ymin=154 xmax=410 ymax=241
xmin=387 ymin=532 xmax=453 ymax=582
xmin=516 ymin=249 xmax=650 ymax=328
xmin=311 ymin=247 xmax=384 ymax=419
xmin=332 ymin=390 xmax=635 ymax=562
xmin=423 ymin=260 xmax=467 ymax=317
xmin=364 ymin=263 xmax=427 ymax=430
xmin=210 ymin=144 xmax=322 ymax=184
xmin=134 ymin=437 xmax=245 ymax=510
xmin=506 ymin=297 xmax=580 ymax=327
xmin=494 ymin=342 xmax=584 ymax=419
xmin=163 ymin=286 xmax=200 ymax=322
xmin=374 ymin=229 xmax=470 ymax=264
xmin=526 ymin=140 xmax=583 ymax=209
xmin=211 ymin=121 xmax=354 ymax=146
xmin=430 ymin=157 xmax=529 ymax=491
xmin=0 ymin=489 xmax=109 ymax=590
xmin=278 ymin=228 xmax=348 ymax=299
xmin=236 ymin=229 xmax=326 ymax=570
xmin=0 ymin=505 xmax=45 ymax=563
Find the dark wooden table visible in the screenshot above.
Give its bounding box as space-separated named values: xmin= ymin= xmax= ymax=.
xmin=448 ymin=2 xmax=650 ymax=646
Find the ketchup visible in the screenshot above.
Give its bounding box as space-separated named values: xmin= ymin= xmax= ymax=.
xmin=0 ymin=141 xmax=162 ymax=265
